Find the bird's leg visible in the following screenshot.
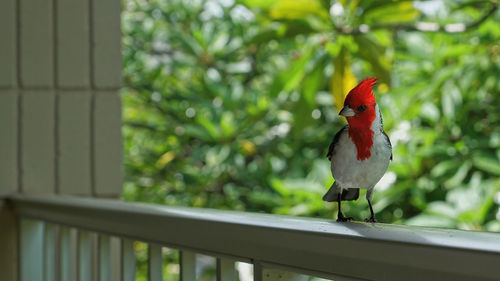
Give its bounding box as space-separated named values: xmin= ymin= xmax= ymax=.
xmin=364 ymin=188 xmax=377 ymax=223
xmin=337 ymin=196 xmax=353 ymax=222
xmin=365 ymin=199 xmax=377 ymax=223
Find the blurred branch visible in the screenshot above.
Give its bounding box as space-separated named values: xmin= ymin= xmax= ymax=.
xmin=124 ymin=121 xmax=164 ymax=132
xmin=452 ymin=0 xmax=493 ymax=11
xmin=335 ymin=3 xmax=498 ymax=35
xmin=124 ymin=85 xmax=186 ymax=123
xmin=243 ymin=53 xmax=259 ymax=86
xmin=465 ymin=3 xmax=498 ymax=29
xmin=151 ymin=48 xmax=173 ymax=56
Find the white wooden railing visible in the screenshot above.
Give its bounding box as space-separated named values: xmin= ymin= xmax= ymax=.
xmin=7 ymin=194 xmax=500 ymax=281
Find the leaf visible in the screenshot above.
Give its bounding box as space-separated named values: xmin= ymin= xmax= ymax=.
xmin=280 ymin=20 xmax=317 ymax=37
xmin=284 ymin=55 xmax=313 ymax=92
xmin=472 ymin=155 xmax=500 ymax=176
xmin=293 ymin=53 xmax=327 ymax=136
xmin=475 ymin=193 xmax=496 ymax=224
xmin=405 ymin=214 xmax=456 ymax=228
xmin=269 ymin=47 xmax=314 ymax=97
xmin=288 ymin=203 xmax=311 ymax=216
xmin=196 ymin=116 xmax=220 ymax=139
xmin=240 ymin=140 xmax=257 ymax=156
xmin=444 ymin=161 xmax=471 ymax=189
xmin=171 ymin=33 xmax=203 ymax=56
xmin=354 ymin=35 xmax=392 ymax=83
xmin=220 ymin=111 xmax=236 ymax=138
xmin=293 ymin=96 xmax=314 ymax=138
xmin=485 ymin=221 xmax=500 ymax=232
xmin=269 ymin=0 xmax=329 ymax=20
xmin=307 ymin=159 xmax=331 ymax=184
xmin=427 ymin=201 xmax=458 ymax=218
xmin=430 ymin=160 xmax=458 ymax=178
xmin=156 ymin=151 xmax=176 ymax=169
xmin=270 ymin=178 xmax=292 ymax=196
xmin=420 ymin=102 xmax=440 ymax=124
xmin=246 ymin=28 xmax=280 ymax=45
xmin=276 ymin=178 xmax=325 ymax=194
xmin=183 ymin=124 xmax=211 ymax=141
xmin=205 ymin=146 xmax=231 ymax=166
xmin=302 ymin=54 xmax=328 ymax=106
xmin=246 ymin=21 xmax=316 ymax=44
xmin=363 ymin=2 xmax=420 ymax=25
xmin=330 ymin=45 xmax=357 ymax=111
xmin=241 ymin=0 xmax=281 ymax=9
xmin=441 ymin=81 xmax=462 ymax=121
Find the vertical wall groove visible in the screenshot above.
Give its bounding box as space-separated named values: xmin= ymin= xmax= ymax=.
xmin=53 ymin=0 xmax=59 ymax=194
xmin=90 ymin=95 xmax=96 ymax=196
xmin=17 ymin=95 xmax=22 ymax=193
xmin=16 ymin=0 xmax=23 ymax=193
xmin=89 ymin=0 xmax=96 ymax=197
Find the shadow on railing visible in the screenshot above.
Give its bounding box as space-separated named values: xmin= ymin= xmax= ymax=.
xmin=8 ymin=194 xmax=500 ymax=281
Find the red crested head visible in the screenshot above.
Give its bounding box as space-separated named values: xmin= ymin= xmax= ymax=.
xmin=339 ymin=78 xmax=378 ymax=160
xmin=344 ymin=77 xmax=377 ymax=111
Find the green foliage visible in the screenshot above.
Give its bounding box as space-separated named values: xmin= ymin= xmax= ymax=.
xmin=122 ymin=0 xmax=500 ymax=231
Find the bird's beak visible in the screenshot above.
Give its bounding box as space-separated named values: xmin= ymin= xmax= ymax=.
xmin=339 ymin=105 xmax=355 ymax=117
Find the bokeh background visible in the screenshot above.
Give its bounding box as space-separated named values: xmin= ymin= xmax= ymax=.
xmin=122 ymin=0 xmax=500 ymax=231
xmin=121 ymin=1 xmax=500 ymax=279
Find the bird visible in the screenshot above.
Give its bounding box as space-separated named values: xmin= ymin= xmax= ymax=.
xmin=323 ymin=78 xmax=392 ymax=223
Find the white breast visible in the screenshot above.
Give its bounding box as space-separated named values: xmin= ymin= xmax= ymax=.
xmin=330 ymin=106 xmax=391 ymax=190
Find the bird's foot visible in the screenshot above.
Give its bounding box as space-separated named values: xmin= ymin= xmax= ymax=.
xmin=364 ymin=216 xmax=377 ymax=223
xmin=337 ymin=214 xmax=354 ymax=222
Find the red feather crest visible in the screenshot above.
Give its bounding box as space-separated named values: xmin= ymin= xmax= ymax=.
xmin=344 ymin=77 xmax=377 ymax=107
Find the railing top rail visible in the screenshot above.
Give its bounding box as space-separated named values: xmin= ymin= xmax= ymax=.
xmin=7 ymin=194 xmax=500 ymax=281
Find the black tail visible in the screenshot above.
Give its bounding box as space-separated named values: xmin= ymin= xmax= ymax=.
xmin=322 ymin=182 xmax=359 ymax=202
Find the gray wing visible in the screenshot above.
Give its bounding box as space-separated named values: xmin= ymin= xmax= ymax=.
xmin=382 ymin=130 xmax=393 ymax=160
xmin=326 ymin=125 xmax=348 ymax=161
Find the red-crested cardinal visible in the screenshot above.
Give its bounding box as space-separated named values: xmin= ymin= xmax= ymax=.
xmin=324 ymin=78 xmax=392 ymax=223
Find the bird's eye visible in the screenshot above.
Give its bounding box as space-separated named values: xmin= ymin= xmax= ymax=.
xmin=357 ymin=105 xmax=367 ymax=112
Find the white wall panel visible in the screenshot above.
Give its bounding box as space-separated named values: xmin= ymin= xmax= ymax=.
xmin=57 ymin=0 xmax=90 ymax=88
xmin=20 ymin=0 xmax=54 ymax=87
xmin=58 ymin=92 xmax=91 ymax=195
xmin=0 ymin=0 xmax=16 ymax=87
xmin=93 ymin=93 xmax=122 ymax=196
xmin=21 ymin=92 xmax=55 ymax=193
xmin=91 ymin=0 xmax=122 ymax=89
xmin=0 ymin=91 xmax=18 ymax=194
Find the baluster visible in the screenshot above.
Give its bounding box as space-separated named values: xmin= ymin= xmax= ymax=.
xmin=44 ymin=224 xmax=57 ymax=281
xmin=78 ymin=230 xmax=92 ymax=281
xmin=98 ymin=235 xmax=122 ymax=281
xmin=122 ymin=239 xmax=136 ymax=281
xmin=253 ymin=262 xmax=263 ymax=281
xmin=180 ymin=250 xmax=196 ymax=281
xmin=217 ymin=258 xmax=236 ymax=281
xmin=110 ymin=237 xmax=122 ymax=281
xmin=20 ymin=219 xmax=44 ymax=281
xmin=98 ymin=235 xmax=111 ymax=281
xmin=60 ymin=227 xmax=77 ymax=281
xmin=148 ymin=243 xmax=163 ymax=281
xmin=90 ymin=233 xmax=99 ymax=281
